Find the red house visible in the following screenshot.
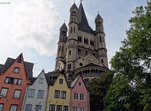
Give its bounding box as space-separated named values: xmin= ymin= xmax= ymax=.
xmin=0 ymin=54 xmax=33 ymax=111
xmin=70 ymin=75 xmax=90 ymax=111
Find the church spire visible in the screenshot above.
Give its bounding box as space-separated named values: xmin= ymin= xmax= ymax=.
xmin=78 ymin=2 xmax=95 ymax=35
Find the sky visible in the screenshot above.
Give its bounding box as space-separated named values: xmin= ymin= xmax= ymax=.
xmin=0 ymin=0 xmax=148 ymax=77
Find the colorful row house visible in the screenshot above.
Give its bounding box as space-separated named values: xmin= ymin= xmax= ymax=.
xmin=46 ymin=73 xmax=70 ymax=111
xmin=0 ymin=54 xmax=90 ymax=111
xmin=70 ymin=75 xmax=90 ymax=111
xmin=46 ymin=72 xmax=90 ymax=111
xmin=22 ymin=70 xmax=48 ymax=111
xmin=0 ymin=54 xmax=34 ymax=111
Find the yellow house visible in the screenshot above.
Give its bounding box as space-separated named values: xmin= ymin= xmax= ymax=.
xmin=46 ymin=73 xmax=70 ymax=111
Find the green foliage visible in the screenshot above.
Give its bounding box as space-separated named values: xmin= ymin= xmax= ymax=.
xmin=88 ymin=71 xmax=114 ymax=111
xmin=104 ymin=1 xmax=151 ymax=111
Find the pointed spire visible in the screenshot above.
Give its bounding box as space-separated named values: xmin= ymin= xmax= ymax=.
xmin=78 ymin=2 xmax=88 ymax=24
xmin=60 ymin=23 xmax=67 ymax=31
xmin=70 ymin=3 xmax=78 ymax=11
xmin=95 ymin=14 xmax=103 ymax=22
xmin=78 ymin=2 xmax=95 ymax=35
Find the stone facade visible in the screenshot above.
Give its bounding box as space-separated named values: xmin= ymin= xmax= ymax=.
xmin=55 ymin=2 xmax=109 ymax=80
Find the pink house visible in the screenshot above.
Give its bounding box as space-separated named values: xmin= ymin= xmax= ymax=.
xmin=70 ymin=75 xmax=90 ymax=111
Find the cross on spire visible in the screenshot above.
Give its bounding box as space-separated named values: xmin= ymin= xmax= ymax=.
xmin=80 ymin=0 xmax=83 ymax=3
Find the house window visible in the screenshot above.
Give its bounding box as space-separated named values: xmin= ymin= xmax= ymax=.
xmin=79 ymin=82 xmax=81 ymax=86
xmin=74 ymin=27 xmax=75 ymax=33
xmin=39 ymin=78 xmax=44 ymax=84
xmin=84 ymin=38 xmax=88 ymax=44
xmin=5 ymin=77 xmax=22 ymax=85
xmin=10 ymin=104 xmax=17 ymax=111
xmin=90 ymin=40 xmax=94 ymax=46
xmin=49 ymin=104 xmax=55 ymax=111
xmin=28 ymin=89 xmax=35 ymax=98
xmin=0 ymin=104 xmax=4 ymax=111
xmin=80 ymin=94 xmax=84 ymax=100
xmin=67 ymin=64 xmax=71 ymax=69
xmin=74 ymin=93 xmax=78 ymax=100
xmin=13 ymin=67 xmax=20 ymax=74
xmin=69 ymin=50 xmax=71 ymax=55
xmin=80 ymin=107 xmax=85 ymax=111
xmin=73 ymin=107 xmax=78 ymax=111
xmin=63 ymin=106 xmax=68 ymax=111
xmin=59 ymin=79 xmax=63 ymax=84
xmin=61 ymin=91 xmax=66 ymax=99
xmin=0 ymin=88 xmax=8 ymax=97
xmin=100 ymin=37 xmax=102 ymax=43
xmin=54 ymin=90 xmax=60 ymax=98
xmin=35 ymin=105 xmax=42 ymax=111
xmin=78 ymin=36 xmax=82 ymax=42
xmin=37 ymin=90 xmax=44 ymax=99
xmin=56 ymin=105 xmax=62 ymax=111
xmin=78 ymin=48 xmax=81 ymax=54
xmin=25 ymin=104 xmax=32 ymax=111
xmin=71 ymin=27 xmax=73 ymax=33
xmin=14 ymin=90 xmax=21 ymax=99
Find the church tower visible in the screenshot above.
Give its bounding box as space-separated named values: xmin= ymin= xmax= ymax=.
xmin=95 ymin=14 xmax=108 ymax=68
xmin=55 ymin=23 xmax=67 ymax=70
xmin=55 ymin=1 xmax=109 ymax=80
xmin=66 ymin=3 xmax=78 ymax=77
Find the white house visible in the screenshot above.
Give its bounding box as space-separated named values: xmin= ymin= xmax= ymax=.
xmin=22 ymin=70 xmax=48 ymax=111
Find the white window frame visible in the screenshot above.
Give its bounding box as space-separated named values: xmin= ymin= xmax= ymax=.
xmin=14 ymin=90 xmax=21 ymax=99
xmin=61 ymin=91 xmax=66 ymax=99
xmin=28 ymin=89 xmax=35 ymax=98
xmin=80 ymin=94 xmax=84 ymax=100
xmin=37 ymin=90 xmax=44 ymax=99
xmin=0 ymin=88 xmax=8 ymax=97
xmin=10 ymin=104 xmax=17 ymax=111
xmin=74 ymin=93 xmax=78 ymax=100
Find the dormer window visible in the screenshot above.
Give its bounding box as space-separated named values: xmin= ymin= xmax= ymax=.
xmin=13 ymin=67 xmax=20 ymax=74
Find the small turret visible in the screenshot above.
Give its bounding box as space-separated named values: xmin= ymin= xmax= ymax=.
xmin=59 ymin=23 xmax=67 ymax=42
xmin=95 ymin=14 xmax=104 ymax=34
xmin=70 ymin=3 xmax=78 ymax=24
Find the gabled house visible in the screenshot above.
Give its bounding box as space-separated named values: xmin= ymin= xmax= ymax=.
xmin=0 ymin=53 xmax=34 ymax=111
xmin=70 ymin=75 xmax=90 ymax=111
xmin=22 ymin=70 xmax=48 ymax=111
xmin=46 ymin=72 xmax=70 ymax=111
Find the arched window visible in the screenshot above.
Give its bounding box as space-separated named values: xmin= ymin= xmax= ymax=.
xmin=13 ymin=67 xmax=20 ymax=74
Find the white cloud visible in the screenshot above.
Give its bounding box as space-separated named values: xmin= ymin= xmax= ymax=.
xmin=11 ymin=0 xmax=58 ymax=56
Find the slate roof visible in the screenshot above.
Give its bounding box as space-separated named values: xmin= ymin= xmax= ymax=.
xmin=70 ymin=3 xmax=78 ymax=11
xmin=29 ymin=77 xmax=37 ymax=85
xmin=78 ymin=3 xmax=95 ymax=35
xmin=0 ymin=57 xmax=34 ymax=79
xmin=95 ymin=14 xmax=103 ymax=22
xmin=60 ymin=23 xmax=67 ymax=31
xmin=45 ymin=70 xmax=60 ymax=85
xmin=0 ymin=64 xmax=4 ymax=73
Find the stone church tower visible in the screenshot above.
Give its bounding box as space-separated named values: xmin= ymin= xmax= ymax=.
xmin=55 ymin=1 xmax=109 ymax=80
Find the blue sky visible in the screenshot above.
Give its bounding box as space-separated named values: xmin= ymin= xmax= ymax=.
xmin=0 ymin=0 xmax=147 ymax=77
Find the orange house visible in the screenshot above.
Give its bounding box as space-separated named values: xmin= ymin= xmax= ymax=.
xmin=0 ymin=54 xmax=34 ymax=111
